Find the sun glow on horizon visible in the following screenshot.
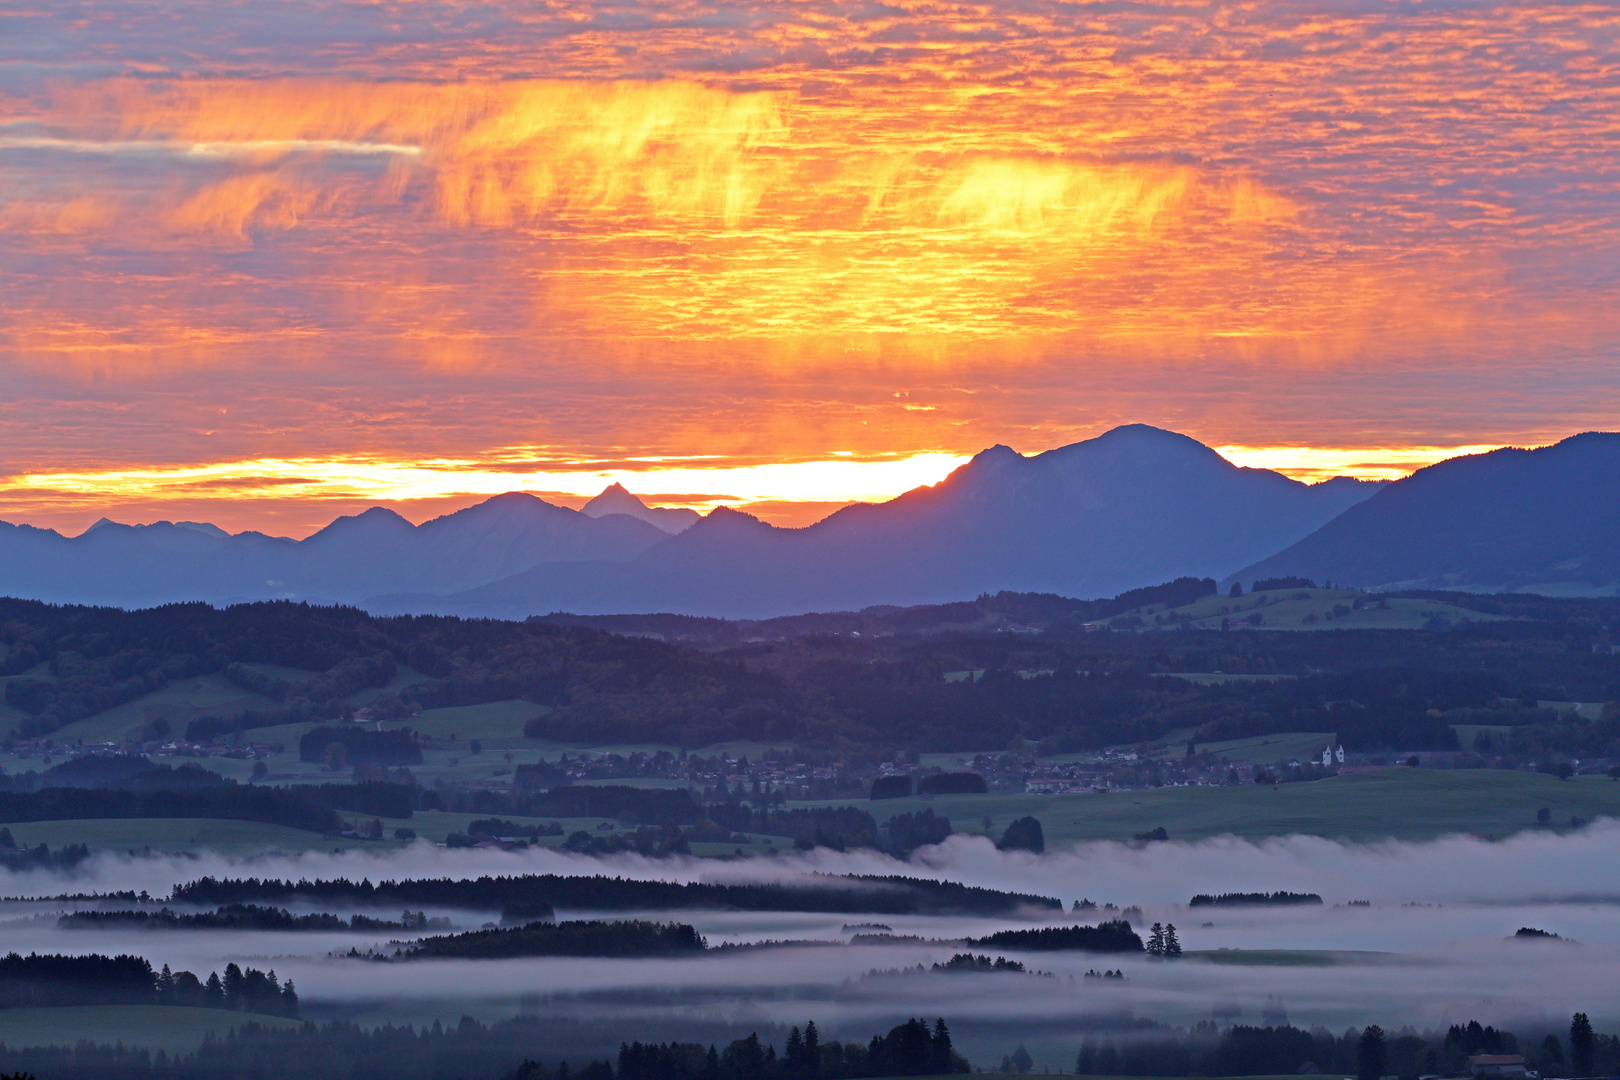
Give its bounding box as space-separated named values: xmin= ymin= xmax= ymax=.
xmin=1215 ymin=444 xmax=1510 ymax=484
xmin=0 ymin=452 xmax=974 ymax=535
xmin=0 ymin=440 xmax=1541 ymax=538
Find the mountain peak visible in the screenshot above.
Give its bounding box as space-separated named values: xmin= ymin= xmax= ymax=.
xmin=304 ymin=505 xmax=416 ymax=544
xmin=582 ymin=484 xmax=699 ymax=534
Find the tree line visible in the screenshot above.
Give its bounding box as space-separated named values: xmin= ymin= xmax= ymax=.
xmin=168 ymin=872 xmax=1060 ymax=917
xmin=968 ymin=920 xmax=1142 ymax=953
xmin=395 ymin=920 xmax=707 ymax=961
xmin=0 ymin=952 xmax=295 ymax=1016
xmin=1066 ymin=1014 xmax=1617 ymax=1079
xmin=1188 ymin=891 xmax=1322 ymax=907
xmin=60 ymin=903 xmax=446 ymax=933
xmin=0 ymin=1012 xmax=972 ymax=1080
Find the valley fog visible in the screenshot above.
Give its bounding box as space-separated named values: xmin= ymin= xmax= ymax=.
xmin=0 ymin=826 xmax=1615 ymax=1065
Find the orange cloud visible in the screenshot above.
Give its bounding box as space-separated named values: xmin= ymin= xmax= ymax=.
xmin=0 ymin=0 xmax=1617 ymax=532
xmin=165 ymin=169 xmax=322 ymax=238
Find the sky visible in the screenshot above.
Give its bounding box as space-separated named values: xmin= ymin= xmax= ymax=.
xmin=2 ymin=0 xmax=1617 ymax=536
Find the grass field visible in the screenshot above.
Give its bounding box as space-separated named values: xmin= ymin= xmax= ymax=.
xmin=808 ymin=768 xmax=1620 ymax=844
xmin=1 ymin=816 xmax=398 ymax=856
xmin=47 ymin=673 xmax=283 ymax=745
xmin=1137 ymin=732 xmax=1335 ymax=764
xmin=1122 ymin=587 xmax=1507 ymax=632
xmin=0 ymin=1005 xmax=300 ymax=1053
xmin=2 ymin=769 xmax=1614 ymax=856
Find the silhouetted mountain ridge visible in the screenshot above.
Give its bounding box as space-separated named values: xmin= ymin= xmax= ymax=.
xmin=372 ymin=425 xmax=1383 ymax=619
xmin=1232 ymin=432 xmax=1620 ymax=595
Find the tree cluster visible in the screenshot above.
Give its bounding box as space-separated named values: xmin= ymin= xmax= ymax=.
xmin=1188 ymin=891 xmax=1322 ymax=908
xmin=60 ymin=903 xmax=443 ymax=933
xmin=968 ymin=919 xmax=1143 ymax=953
xmin=1144 ymin=923 xmax=1181 ymax=957
xmin=170 ymin=872 xmax=1059 ymax=917
xmin=396 ymin=920 xmax=707 ymax=961
xmin=0 ymin=952 xmax=295 ymax=1017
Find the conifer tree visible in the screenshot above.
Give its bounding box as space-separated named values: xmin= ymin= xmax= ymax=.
xmin=1163 ymin=923 xmax=1182 ymax=957
xmin=1146 ymin=922 xmax=1166 ymax=956
xmin=1571 ymin=1013 xmax=1595 ymax=1076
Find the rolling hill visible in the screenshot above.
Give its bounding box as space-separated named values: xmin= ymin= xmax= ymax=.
xmin=1231 ymin=432 xmax=1620 ymax=595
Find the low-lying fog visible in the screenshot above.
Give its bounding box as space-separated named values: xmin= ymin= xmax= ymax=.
xmin=3 ymin=823 xmax=1618 ymax=1063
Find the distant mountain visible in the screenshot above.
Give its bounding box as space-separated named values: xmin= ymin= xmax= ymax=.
xmin=0 ymin=492 xmax=670 ymax=608
xmin=1230 ymin=432 xmax=1620 ymax=595
xmin=372 ymin=425 xmax=1383 ymax=620
xmin=581 ymin=484 xmax=700 ymax=534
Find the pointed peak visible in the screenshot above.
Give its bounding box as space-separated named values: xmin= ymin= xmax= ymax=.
xmin=582 ymin=484 xmax=649 ymax=516
xmin=81 ymin=517 xmax=127 ymax=536
xmin=583 ymin=485 xmax=700 ymax=534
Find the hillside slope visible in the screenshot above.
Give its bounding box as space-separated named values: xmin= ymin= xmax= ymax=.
xmin=1231 ymin=432 xmax=1620 ymax=594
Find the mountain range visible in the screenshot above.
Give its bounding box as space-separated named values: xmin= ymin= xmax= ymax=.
xmin=373 ymin=425 xmax=1380 ymax=619
xmin=1231 ymin=432 xmax=1620 ymax=595
xmin=0 ymin=492 xmax=678 ymax=609
xmin=4 ymin=424 xmax=1612 ymax=619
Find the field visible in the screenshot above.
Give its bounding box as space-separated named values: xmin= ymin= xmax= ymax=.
xmin=810 ymin=768 xmax=1620 ymax=844
xmin=0 ymin=809 xmax=798 ymax=858
xmin=1120 ymin=587 xmax=1508 ymax=631
xmin=1133 ymin=731 xmax=1335 ymax=764
xmin=1 ymin=816 xmax=399 ymax=856
xmin=9 ymin=768 xmax=1620 ymax=858
xmin=0 ymin=1005 xmax=300 ymax=1053
xmin=46 ymin=673 xmax=284 ymax=745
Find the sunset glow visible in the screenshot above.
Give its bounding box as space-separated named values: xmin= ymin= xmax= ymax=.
xmin=2 ymin=0 xmax=1617 ymax=530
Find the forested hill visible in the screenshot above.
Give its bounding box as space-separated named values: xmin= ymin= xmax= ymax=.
xmin=0 ymin=598 xmax=789 ymax=745
xmin=1 ymin=592 xmax=1618 ymax=754
xmin=169 ymin=872 xmax=1061 ymax=916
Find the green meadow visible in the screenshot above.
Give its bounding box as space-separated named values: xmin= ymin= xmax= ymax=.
xmin=808 ymin=768 xmax=1620 ymax=845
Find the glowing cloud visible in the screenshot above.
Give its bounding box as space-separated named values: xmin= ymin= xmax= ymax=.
xmin=0 ymin=0 xmax=1616 ymax=528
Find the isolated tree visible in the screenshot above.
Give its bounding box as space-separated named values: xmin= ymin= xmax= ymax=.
xmin=1541 ymin=1034 xmax=1564 ymax=1067
xmin=1146 ymin=923 xmax=1166 ymax=956
xmin=1163 ymin=924 xmax=1182 ymax=957
xmin=1230 ymin=582 xmax=1244 ymax=597
xmin=1570 ymin=1013 xmax=1594 ymax=1075
xmin=1010 ymin=1044 xmax=1034 ymax=1074
xmin=1358 ymin=1025 xmax=1386 ymax=1080
xmin=250 ymin=760 xmax=269 ymax=782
